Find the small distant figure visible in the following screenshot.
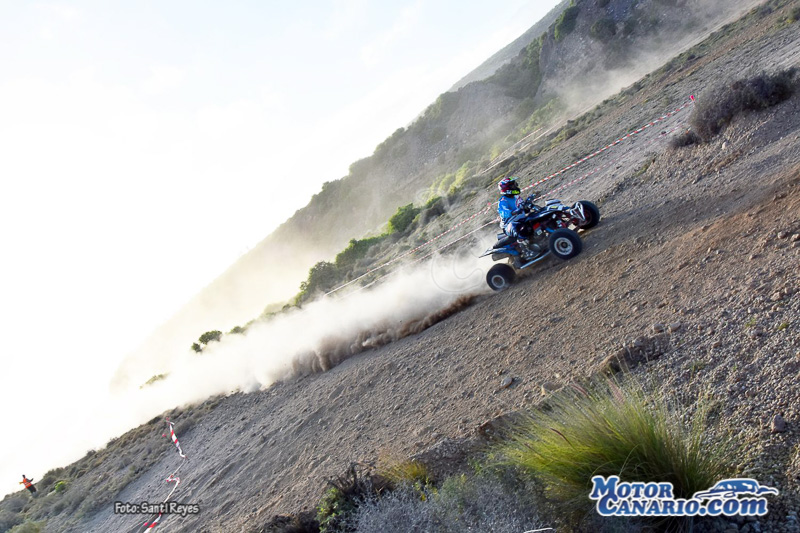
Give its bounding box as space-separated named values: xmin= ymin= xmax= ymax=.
xmin=20 ymin=475 xmax=36 ymax=495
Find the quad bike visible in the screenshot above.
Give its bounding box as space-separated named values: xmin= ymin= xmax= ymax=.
xmin=479 ymin=196 xmax=600 ymax=291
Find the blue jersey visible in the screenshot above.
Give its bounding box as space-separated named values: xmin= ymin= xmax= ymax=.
xmin=498 ymin=196 xmax=520 ymax=224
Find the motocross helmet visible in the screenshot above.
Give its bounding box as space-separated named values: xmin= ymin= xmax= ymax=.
xmin=498 ymin=177 xmax=521 ymax=197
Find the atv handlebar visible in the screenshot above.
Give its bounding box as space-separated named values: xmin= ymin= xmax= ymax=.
xmin=521 ymin=195 xmax=538 ymax=212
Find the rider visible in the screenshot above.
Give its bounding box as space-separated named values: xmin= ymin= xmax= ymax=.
xmin=497 ymin=177 xmax=523 ymax=239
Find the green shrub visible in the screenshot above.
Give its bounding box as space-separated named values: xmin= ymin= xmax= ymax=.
xmin=554 ymin=4 xmax=580 ymax=41
xmin=350 ymin=472 xmax=544 ymax=533
xmin=421 ymin=93 xmax=461 ymax=123
xmin=317 ymin=486 xmax=354 ymax=533
xmin=36 ymin=468 xmax=65 ymax=493
xmin=590 ymin=17 xmax=617 ymax=42
xmin=420 ymin=197 xmax=446 ymax=224
xmin=296 ymin=261 xmax=340 ymax=305
xmin=317 ymin=465 xmax=386 ymax=533
xmin=373 ymin=127 xmax=406 ymax=162
xmin=489 ymin=34 xmax=543 ymax=98
xmin=8 ymin=521 xmax=45 ymax=533
xmin=198 ymin=330 xmax=222 ymax=344
xmin=498 ymin=380 xmax=734 ymax=521
xmin=334 ymin=235 xmax=388 ymax=268
xmin=388 ymin=204 xmax=420 ymax=234
xmin=690 ymin=69 xmax=797 ymax=141
xmin=140 ymin=374 xmax=167 ymax=388
xmin=377 ymin=460 xmax=432 ymax=489
xmin=550 ymin=125 xmax=579 ymax=146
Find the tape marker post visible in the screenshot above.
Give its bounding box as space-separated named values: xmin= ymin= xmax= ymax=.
xmin=142 ymin=418 xmax=189 ymax=530
xmin=325 ymin=98 xmax=694 ymax=297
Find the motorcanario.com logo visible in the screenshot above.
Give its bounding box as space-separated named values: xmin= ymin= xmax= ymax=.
xmin=590 ymin=476 xmax=779 ymax=517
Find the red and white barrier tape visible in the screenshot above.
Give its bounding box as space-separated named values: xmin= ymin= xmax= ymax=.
xmin=324 ymin=98 xmax=694 ymax=296
xmin=142 ymin=418 xmax=188 ymax=530
xmin=520 ymin=98 xmax=694 ymax=195
xmin=352 ymin=218 xmax=500 ymax=295
xmin=324 ymin=202 xmax=496 ymax=295
xmin=542 ymin=122 xmax=688 ymax=199
xmin=166 ymin=419 xmax=186 ymax=458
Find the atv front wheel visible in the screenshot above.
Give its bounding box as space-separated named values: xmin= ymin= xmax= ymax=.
xmin=549 ymin=228 xmax=583 ymax=259
xmin=575 ymin=200 xmax=601 ymax=229
xmin=486 ymin=264 xmax=516 ymax=291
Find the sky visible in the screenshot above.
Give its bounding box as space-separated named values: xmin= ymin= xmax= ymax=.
xmin=0 ymin=0 xmax=564 ymax=497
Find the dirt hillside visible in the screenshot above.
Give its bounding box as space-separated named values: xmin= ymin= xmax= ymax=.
xmin=12 ymin=4 xmax=800 ymax=533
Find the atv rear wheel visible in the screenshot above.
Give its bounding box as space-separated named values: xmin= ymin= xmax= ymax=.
xmin=575 ymin=200 xmax=600 ymax=229
xmin=549 ymin=228 xmax=583 ymax=259
xmin=486 ymin=264 xmax=516 ymax=291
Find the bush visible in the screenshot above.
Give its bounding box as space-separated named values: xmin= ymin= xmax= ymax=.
xmin=590 ymin=17 xmax=617 ymax=42
xmin=420 ymin=93 xmax=461 ymax=125
xmin=349 ymin=473 xmax=544 ymax=533
xmin=53 ymin=480 xmax=68 ymax=494
xmin=296 ymin=261 xmax=340 ymax=305
xmin=498 ymin=380 xmax=734 ymax=522
xmin=198 ymin=330 xmax=222 ymax=344
xmin=669 ymin=129 xmax=700 ymax=149
xmin=317 ymin=465 xmax=386 ymax=533
xmin=7 ymin=522 xmax=45 ymax=533
xmin=388 ymin=204 xmax=420 ymax=234
xmin=334 ymin=235 xmax=387 ymax=268
xmin=140 ymin=374 xmax=167 ymax=388
xmin=36 ymin=469 xmax=64 ymax=493
xmin=419 ymin=197 xmax=446 ymax=224
xmin=348 ymin=488 xmax=433 ymax=533
xmin=690 ymin=69 xmax=797 ymax=141
xmin=377 ymin=460 xmax=431 ymax=489
xmin=554 ymin=4 xmax=580 ymax=41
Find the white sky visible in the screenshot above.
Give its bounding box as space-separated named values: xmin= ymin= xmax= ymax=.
xmin=0 ymin=0 xmax=561 ymax=496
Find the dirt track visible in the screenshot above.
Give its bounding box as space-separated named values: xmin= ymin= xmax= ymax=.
xmin=47 ymin=6 xmax=800 ymax=533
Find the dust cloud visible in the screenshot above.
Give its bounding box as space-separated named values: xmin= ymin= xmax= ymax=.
xmin=543 ymin=0 xmax=765 ymax=117
xmin=134 ymin=248 xmax=488 ymax=403
xmin=1 ymin=247 xmax=491 ymax=497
